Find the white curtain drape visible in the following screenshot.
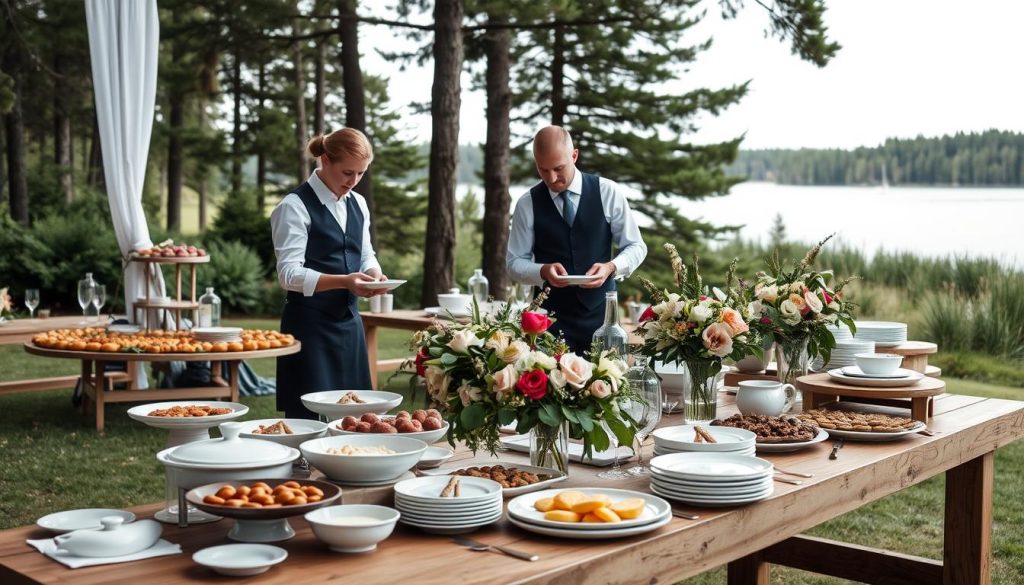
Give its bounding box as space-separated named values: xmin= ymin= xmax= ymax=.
xmin=86 ymin=0 xmax=163 ymax=388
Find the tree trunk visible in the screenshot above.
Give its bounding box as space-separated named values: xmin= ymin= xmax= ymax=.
xmin=551 ymin=25 xmax=566 ymax=127
xmin=314 ymin=41 xmax=326 ymax=136
xmin=167 ymin=90 xmax=184 ymax=232
xmin=421 ymin=0 xmax=463 ymax=306
xmin=230 ymin=50 xmax=242 ymax=198
xmin=53 ymin=53 xmax=74 ymax=203
xmin=87 ymin=111 xmax=104 ymax=189
xmin=3 ymin=60 xmax=28 ymax=224
xmin=292 ymin=12 xmax=309 ymax=185
xmin=338 ymin=0 xmax=376 ymax=248
xmin=481 ymin=22 xmax=512 ymax=299
xmin=256 ymin=61 xmax=266 ymax=210
xmin=197 ymin=99 xmax=208 ymax=230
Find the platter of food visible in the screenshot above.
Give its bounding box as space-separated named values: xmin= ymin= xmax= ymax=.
xmin=797 ymin=408 xmax=925 ymax=442
xmin=29 ymin=328 xmax=295 ymax=355
xmin=300 ymin=390 xmax=404 ymax=419
xmin=711 ymin=414 xmax=830 ymax=452
xmin=328 ymin=409 xmax=448 ymax=444
xmin=505 ymin=487 xmax=671 ymax=539
xmin=419 ymin=462 xmax=567 ymax=496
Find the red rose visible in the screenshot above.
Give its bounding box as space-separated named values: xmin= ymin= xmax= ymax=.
xmin=414 ymin=348 xmax=430 ymax=377
xmin=822 ymin=290 xmax=833 ymax=304
xmin=516 ymin=369 xmax=548 ymax=400
xmin=639 ymin=306 xmax=656 ymax=322
xmin=522 ymin=311 xmax=552 ymax=335
xmin=760 ymin=316 xmax=772 ymax=325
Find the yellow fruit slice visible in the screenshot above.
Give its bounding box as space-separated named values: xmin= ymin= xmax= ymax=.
xmin=571 ymin=496 xmax=613 ymax=514
xmin=534 ymin=497 xmax=556 ymax=512
xmin=592 ymin=507 xmax=622 ymax=523
xmin=553 ymin=490 xmax=586 ymax=511
xmin=581 ymin=513 xmax=602 ymax=523
xmin=544 ymin=509 xmax=582 ymax=523
xmin=610 ymin=498 xmax=646 ymax=520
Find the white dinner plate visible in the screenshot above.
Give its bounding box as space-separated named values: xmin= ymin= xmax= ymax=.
xmin=506 ymin=487 xmax=670 ymax=531
xmin=395 ymin=499 xmax=501 ymax=516
xmin=507 ymin=511 xmax=672 ymax=539
xmin=652 ymin=425 xmax=757 ymax=452
xmin=653 ymin=446 xmax=756 ymax=458
xmin=126 ymin=401 xmax=248 ymax=429
xmin=649 ymin=483 xmax=774 ymax=507
xmin=649 ymin=479 xmax=774 ymax=499
xmin=820 ymin=422 xmax=926 ymax=442
xmin=193 ymin=544 xmax=288 ymax=577
xmin=840 ymin=366 xmax=915 ymax=379
xmin=399 ymin=512 xmax=503 ymax=534
xmin=650 ymin=452 xmax=774 ymax=481
xmin=394 ymin=475 xmax=504 ymax=504
xmin=36 ymin=509 xmax=136 ymax=533
xmin=418 ymin=461 xmax=568 ymax=496
xmin=754 ymin=428 xmax=831 ymax=453
xmin=827 ymin=368 xmax=924 ymax=388
xmin=648 ymin=469 xmax=771 ymax=490
xmin=359 ymin=279 xmax=407 ymax=291
xmin=397 ymin=505 xmax=504 ymax=524
xmin=552 ymin=274 xmax=602 ymax=285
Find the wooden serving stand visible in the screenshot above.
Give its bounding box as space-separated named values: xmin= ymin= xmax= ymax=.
xmin=795 ymin=372 xmax=945 ymax=422
xmin=23 ymin=342 xmax=300 ymax=431
xmin=881 ymin=341 xmax=938 ymax=373
xmin=130 ymin=254 xmax=210 ymax=331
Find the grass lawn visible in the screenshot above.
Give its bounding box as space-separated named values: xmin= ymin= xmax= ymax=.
xmin=1 ymin=318 xmax=1022 ymax=583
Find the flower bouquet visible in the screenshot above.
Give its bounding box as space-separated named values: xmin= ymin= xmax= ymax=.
xmin=411 ymin=296 xmax=638 ymax=473
xmin=749 ymin=235 xmax=857 ymax=384
xmin=636 ymin=244 xmax=763 ymax=421
xmin=0 ymin=287 xmax=13 ymax=322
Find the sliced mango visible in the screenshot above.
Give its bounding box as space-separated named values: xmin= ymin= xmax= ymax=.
xmin=592 ymin=507 xmax=622 ymax=523
xmin=534 ymin=497 xmax=556 ymax=513
xmin=581 ymin=512 xmax=603 ymax=523
xmin=544 ymin=509 xmax=582 ymax=523
xmin=571 ymin=496 xmax=613 ymax=514
xmin=553 ymin=490 xmax=586 ymax=511
xmin=610 ymin=498 xmax=646 ymax=520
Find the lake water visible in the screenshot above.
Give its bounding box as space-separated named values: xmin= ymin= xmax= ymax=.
xmin=671 ymin=182 xmax=1024 ymax=267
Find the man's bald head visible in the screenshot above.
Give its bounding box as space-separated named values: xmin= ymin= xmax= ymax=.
xmin=533 ymin=126 xmax=578 ymax=193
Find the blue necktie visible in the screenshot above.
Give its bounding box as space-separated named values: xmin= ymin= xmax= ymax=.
xmin=560 ymin=191 xmax=576 ymax=226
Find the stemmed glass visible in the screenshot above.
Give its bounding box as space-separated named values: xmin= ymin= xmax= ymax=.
xmin=626 ymin=354 xmax=662 ymax=475
xmin=92 ymin=284 xmax=107 ymax=322
xmin=77 ymin=278 xmax=95 ymax=324
xmin=596 ymin=420 xmax=632 ymax=480
xmin=25 ymin=289 xmax=39 ymax=319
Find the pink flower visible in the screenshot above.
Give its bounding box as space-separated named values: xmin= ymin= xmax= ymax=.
xmin=516 ymin=369 xmax=549 ymax=400
xmin=521 ymin=312 xmax=552 ymax=335
xmin=414 ymin=348 xmax=430 ymax=377
xmin=760 ymin=316 xmax=772 ymax=325
xmin=803 ymin=290 xmax=823 ymax=314
xmin=589 ymin=379 xmax=612 ymax=399
xmin=701 ymin=322 xmax=734 ymax=357
xmin=822 ymin=290 xmax=834 ymax=304
xmin=720 ymin=308 xmax=749 ymax=336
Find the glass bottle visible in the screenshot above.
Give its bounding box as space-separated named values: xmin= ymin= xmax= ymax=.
xmin=198 ymin=287 xmax=221 ymax=327
xmin=592 ymin=291 xmax=628 ymax=359
xmin=468 ymin=268 xmax=489 ymax=304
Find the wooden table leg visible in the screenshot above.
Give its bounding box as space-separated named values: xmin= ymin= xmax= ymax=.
xmin=228 ymin=361 xmax=240 ymax=402
xmin=94 ymin=360 xmax=107 ymax=432
xmin=79 ymin=360 xmax=92 ymax=415
xmin=728 ymin=550 xmax=770 ymax=584
xmin=943 ymin=452 xmax=993 ymax=584
xmin=364 ymin=322 xmax=379 ymax=389
xmin=911 ymin=396 xmax=929 ymax=422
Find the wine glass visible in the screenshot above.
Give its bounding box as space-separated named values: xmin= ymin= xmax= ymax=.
xmin=92 ymin=284 xmax=107 ymax=321
xmin=596 ymin=419 xmax=632 ymax=480
xmin=626 ymin=357 xmax=662 ymax=475
xmin=24 ymin=289 xmax=39 ymax=319
xmin=77 ymin=279 xmax=95 ymax=324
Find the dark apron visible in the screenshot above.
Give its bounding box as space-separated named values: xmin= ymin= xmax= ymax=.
xmin=276 ymin=182 xmax=372 ymax=418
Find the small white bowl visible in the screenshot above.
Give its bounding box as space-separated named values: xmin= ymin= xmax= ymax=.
xmin=300 ymin=435 xmax=427 ymax=483
xmin=328 ymin=418 xmax=449 ymax=445
xmin=854 ymin=353 xmax=904 ymax=376
xmin=437 ymin=293 xmax=472 ymax=314
xmin=300 ymin=390 xmax=403 ymax=420
xmin=305 ymin=504 xmax=400 ymax=553
xmin=240 ymin=419 xmax=328 ymax=449
xmin=417 ymin=446 xmax=455 ymax=469
xmin=654 ymin=362 xmax=689 ymax=392
xmin=37 ymin=509 xmax=136 ymax=534
xmin=193 ymin=543 xmax=288 ymax=576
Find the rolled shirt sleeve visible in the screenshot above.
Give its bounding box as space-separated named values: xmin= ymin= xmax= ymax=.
xmin=270 ymin=195 xmax=322 ymax=297
xmin=600 ymin=178 xmax=648 ymax=278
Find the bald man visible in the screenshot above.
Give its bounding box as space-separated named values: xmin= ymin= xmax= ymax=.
xmin=506 ymin=126 xmax=648 ymax=354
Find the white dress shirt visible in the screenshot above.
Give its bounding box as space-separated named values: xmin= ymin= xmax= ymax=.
xmin=270 ymin=170 xmax=382 ymax=297
xmin=506 ymin=167 xmax=648 ymax=286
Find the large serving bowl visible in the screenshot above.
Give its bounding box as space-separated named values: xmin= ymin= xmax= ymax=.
xmin=327 ymin=418 xmax=449 ymax=445
xmin=305 ymin=505 xmax=400 ymax=553
xmin=300 ymin=435 xmax=427 ymax=484
xmin=240 ymin=419 xmax=328 ymax=450
xmin=437 ymin=293 xmax=472 ymax=314
xmin=300 ymin=390 xmax=403 ymax=420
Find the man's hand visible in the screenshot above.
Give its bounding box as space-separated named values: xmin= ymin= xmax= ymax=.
xmin=364 ymin=269 xmax=389 ymax=296
xmin=540 ymin=263 xmax=569 ymax=287
xmin=345 ymin=272 xmax=386 ymax=297
xmin=581 ymin=262 xmax=617 ymax=288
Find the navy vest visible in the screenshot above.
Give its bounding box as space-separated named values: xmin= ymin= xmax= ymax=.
xmin=285 ymin=182 xmax=363 ymax=319
xmin=531 ymin=172 xmax=615 ymax=353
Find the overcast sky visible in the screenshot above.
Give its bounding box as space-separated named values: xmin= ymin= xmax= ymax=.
xmin=363 ymin=0 xmax=1024 ymax=150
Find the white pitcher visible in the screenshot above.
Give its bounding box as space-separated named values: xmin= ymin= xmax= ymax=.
xmin=736 ymin=380 xmax=797 ymax=416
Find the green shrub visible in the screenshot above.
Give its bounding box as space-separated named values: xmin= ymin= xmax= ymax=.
xmin=919 ymin=289 xmax=972 ymax=352
xmin=30 ymin=212 xmax=122 ymax=313
xmin=0 ymin=215 xmax=52 ymax=297
xmin=205 ymin=190 xmax=275 ymax=275
xmin=203 ymin=241 xmax=264 ymax=314
xmin=973 ymin=275 xmax=1024 ymax=357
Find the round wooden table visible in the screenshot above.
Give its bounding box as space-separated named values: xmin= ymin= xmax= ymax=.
xmin=795 ymin=371 xmax=945 ymax=422
xmin=24 ymin=342 xmax=301 ymax=431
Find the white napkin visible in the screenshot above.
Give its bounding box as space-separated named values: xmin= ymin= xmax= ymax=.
xmin=26 ymin=537 xmax=181 ymax=569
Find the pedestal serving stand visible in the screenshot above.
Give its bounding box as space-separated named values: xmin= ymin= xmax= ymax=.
xmin=795 ymin=372 xmax=945 ymax=422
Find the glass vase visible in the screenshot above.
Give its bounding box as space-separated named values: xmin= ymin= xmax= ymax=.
xmin=775 ymin=337 xmax=810 ymax=385
xmin=684 ymin=359 xmax=719 ymax=423
xmin=529 ymin=421 xmax=569 ymax=475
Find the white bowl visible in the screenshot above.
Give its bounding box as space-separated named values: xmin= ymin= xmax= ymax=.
xmin=437 ymin=293 xmax=472 ymax=314
xmin=193 ymin=543 xmax=288 ymax=576
xmin=300 ymin=435 xmax=427 ymax=483
xmin=327 ymin=418 xmax=449 ymax=445
xmin=37 ymin=509 xmax=136 ymax=534
xmin=654 ymin=362 xmax=689 ymax=392
xmin=854 ymin=353 xmax=904 ymax=376
xmin=240 ymin=419 xmax=328 ymax=449
xmin=417 ymin=446 xmax=455 ymax=469
xmin=300 ymin=390 xmax=403 ymax=419
xmin=305 ymin=505 xmax=400 ymax=553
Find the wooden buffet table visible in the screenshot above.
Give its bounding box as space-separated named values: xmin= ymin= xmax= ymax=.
xmin=1 ymin=390 xmax=1020 ymax=584
xmin=22 ymin=342 xmax=301 ymax=432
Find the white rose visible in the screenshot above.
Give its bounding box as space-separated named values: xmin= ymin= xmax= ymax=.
xmin=458 ymin=382 xmax=482 ymax=406
xmin=549 ymin=368 xmax=568 ymax=390
xmin=517 ymin=350 xmax=557 ymax=372
xmin=589 ymin=379 xmax=612 ymax=399
xmin=492 ymin=363 xmax=518 ymax=397
xmin=803 ymin=290 xmax=823 ymax=314
xmin=790 ymin=281 xmax=805 ymax=294
xmin=447 ymin=329 xmax=483 ymax=353
xmin=425 ymin=366 xmax=451 ymax=402
xmin=484 ymin=329 xmax=510 ymax=353
xmin=689 ymin=303 xmax=712 ymax=324
xmin=559 ymin=353 xmax=594 ymax=389
xmin=758 ymin=284 xmax=779 ymax=304
xmin=653 ymin=293 xmax=684 ymax=319
xmin=500 ymin=340 xmax=530 ymax=364
xmin=779 ymin=300 xmax=802 ymax=325
xmin=748 ymin=300 xmax=764 ymax=318
xmin=597 ymin=351 xmax=626 ymax=383
xmin=828 ymin=301 xmax=840 ymax=311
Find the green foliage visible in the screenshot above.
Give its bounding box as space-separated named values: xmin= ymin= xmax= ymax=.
xmin=205 ymin=190 xmax=274 ymax=275
xmin=203 ymin=240 xmax=265 ymax=314
xmin=29 ymin=212 xmax=122 ymax=313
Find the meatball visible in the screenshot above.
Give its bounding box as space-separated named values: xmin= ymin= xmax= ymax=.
xmin=354 ymin=421 xmax=372 ymax=433
xmin=425 ymin=408 xmax=442 ymax=420
xmin=411 ymin=409 xmax=428 ymax=423
xmin=394 ymin=410 xmax=412 ymax=420
xmin=395 ymin=419 xmax=418 ymax=433
xmin=340 ymin=416 xmax=358 ymax=430
xmin=371 ymin=421 xmax=398 ymax=434
xmin=360 ymin=413 xmax=380 ymax=424
xmin=408 ymin=419 xmax=423 ymax=432
xmin=421 ymin=417 xmax=443 ymax=431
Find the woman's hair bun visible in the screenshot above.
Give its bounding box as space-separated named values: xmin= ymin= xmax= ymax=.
xmin=307 ymin=135 xmax=325 ymax=157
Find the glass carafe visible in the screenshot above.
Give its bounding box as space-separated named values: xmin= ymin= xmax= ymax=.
xmin=468 ymin=269 xmax=489 ymax=305
xmin=592 ymin=291 xmax=627 ymax=359
xmin=198 ymin=287 xmax=222 ymax=327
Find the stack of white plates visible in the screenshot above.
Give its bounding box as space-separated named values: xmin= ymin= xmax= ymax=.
xmin=651 ymin=425 xmax=756 ymax=457
xmin=649 ymin=452 xmax=774 ymax=507
xmin=853 ymin=321 xmax=907 ymax=347
xmin=505 ymin=487 xmax=672 ymax=539
xmin=192 ymin=327 xmax=243 ymax=343
xmin=827 ymin=323 xmax=854 ymax=342
xmin=813 ymin=339 xmax=876 ymax=371
xmin=393 ymin=475 xmax=503 ymax=535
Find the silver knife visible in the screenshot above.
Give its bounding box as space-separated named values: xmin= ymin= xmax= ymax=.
xmin=829 ymin=438 xmax=844 ymax=460
xmin=452 ymin=535 xmax=539 ymax=562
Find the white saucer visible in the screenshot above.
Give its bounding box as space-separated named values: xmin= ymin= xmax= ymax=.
xmin=552 ymin=274 xmax=602 ymax=285
xmin=360 ymin=279 xmax=407 ymax=291
xmin=36 ymin=509 xmax=136 ymax=534
xmin=827 ymin=368 xmax=924 ymax=388
xmin=193 ymin=544 xmax=287 ymax=577
xmin=840 ymin=366 xmax=914 ymax=379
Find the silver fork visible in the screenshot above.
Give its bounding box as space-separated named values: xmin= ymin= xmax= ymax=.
xmin=452 ymin=535 xmax=539 ymax=562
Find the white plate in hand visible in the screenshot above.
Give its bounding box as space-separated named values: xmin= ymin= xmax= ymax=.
xmin=552 ymin=274 xmax=602 ymax=285
xmin=359 ymin=279 xmax=407 ymax=291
